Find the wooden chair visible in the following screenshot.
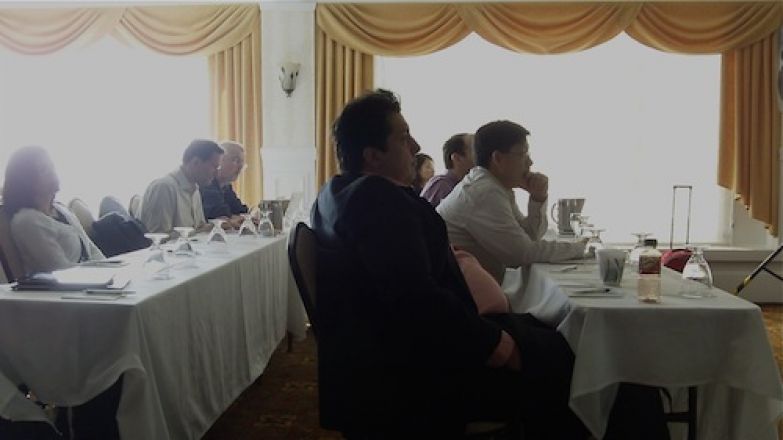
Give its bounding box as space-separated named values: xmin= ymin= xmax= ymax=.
xmin=0 ymin=205 xmax=25 ymax=282
xmin=128 ymin=194 xmax=142 ymax=220
xmin=286 ymin=222 xmax=513 ymax=439
xmin=68 ymin=198 xmax=96 ymax=236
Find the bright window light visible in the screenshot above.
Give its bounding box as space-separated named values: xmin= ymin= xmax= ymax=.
xmin=0 ymin=37 xmax=210 ymax=215
xmin=376 ymin=33 xmax=728 ymax=244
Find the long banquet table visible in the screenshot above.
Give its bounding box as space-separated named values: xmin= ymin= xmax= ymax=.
xmin=0 ymin=234 xmax=307 ymax=439
xmin=514 ymin=261 xmax=783 ymax=440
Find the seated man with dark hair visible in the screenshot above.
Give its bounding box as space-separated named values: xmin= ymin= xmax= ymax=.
xmin=420 ymin=132 xmax=475 ymax=207
xmin=140 ymin=139 xmax=223 ymax=234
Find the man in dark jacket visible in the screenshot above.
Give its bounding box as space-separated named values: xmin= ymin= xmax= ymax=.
xmin=200 ymin=141 xmax=249 ymax=229
xmin=311 ymin=90 xmax=594 ymax=439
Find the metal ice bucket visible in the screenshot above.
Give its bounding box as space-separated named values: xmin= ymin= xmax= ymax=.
xmin=259 ymin=199 xmax=290 ymax=231
xmin=550 ymin=198 xmax=585 ymax=235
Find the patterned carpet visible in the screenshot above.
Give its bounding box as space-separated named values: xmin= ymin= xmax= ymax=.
xmin=204 ymin=305 xmax=783 ymax=440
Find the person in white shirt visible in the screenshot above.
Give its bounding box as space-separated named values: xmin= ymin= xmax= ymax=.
xmin=139 ymin=139 xmax=222 ymax=234
xmin=3 ymin=146 xmax=104 ymax=275
xmin=437 ymin=120 xmax=585 ymax=284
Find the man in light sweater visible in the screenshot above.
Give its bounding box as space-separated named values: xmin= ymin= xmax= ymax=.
xmin=437 ymin=120 xmax=586 ymax=284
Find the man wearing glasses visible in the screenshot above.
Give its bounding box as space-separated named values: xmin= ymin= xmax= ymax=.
xmin=200 ymin=140 xmax=249 ymax=229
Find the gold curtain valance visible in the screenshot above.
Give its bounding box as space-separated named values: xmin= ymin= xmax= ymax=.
xmin=0 ymin=8 xmax=122 ymax=54
xmin=627 ymin=2 xmax=783 ymax=53
xmin=456 ymin=3 xmax=641 ymax=54
xmin=317 ymin=3 xmax=469 ymax=56
xmin=115 ymin=5 xmax=259 ymax=56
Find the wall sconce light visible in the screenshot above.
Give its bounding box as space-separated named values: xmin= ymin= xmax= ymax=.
xmin=279 ymin=62 xmax=300 ymax=97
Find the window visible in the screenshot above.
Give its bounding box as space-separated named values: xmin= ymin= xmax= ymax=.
xmin=0 ymin=38 xmax=210 ymax=214
xmin=376 ymin=33 xmax=727 ymax=244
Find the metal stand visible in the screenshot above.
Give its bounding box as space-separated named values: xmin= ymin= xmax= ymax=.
xmin=735 ymin=242 xmax=783 ymax=295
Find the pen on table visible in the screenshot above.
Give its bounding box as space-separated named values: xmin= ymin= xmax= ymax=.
xmin=84 ymin=289 xmax=135 ymax=295
xmin=572 ymin=288 xmax=611 ymax=294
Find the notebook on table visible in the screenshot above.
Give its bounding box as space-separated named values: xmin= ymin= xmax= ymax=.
xmin=13 ymin=267 xmax=116 ymax=291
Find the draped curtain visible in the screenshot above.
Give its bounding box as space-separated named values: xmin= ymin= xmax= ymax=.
xmin=0 ymin=4 xmax=263 ymax=204
xmin=316 ymin=2 xmax=783 ymax=236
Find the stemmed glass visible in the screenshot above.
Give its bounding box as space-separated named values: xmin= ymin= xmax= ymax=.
xmin=628 ymin=232 xmax=652 ymax=266
xmin=143 ymin=233 xmax=172 ymax=280
xmin=582 ymin=227 xmax=605 ymax=257
xmin=172 ymin=227 xmax=196 ymax=257
xmin=237 ymin=213 xmax=258 ymax=236
xmin=681 ymin=246 xmax=714 ymax=298
xmin=577 ymin=216 xmax=591 ymax=238
xmin=569 ymin=213 xmax=583 ymax=237
xmin=258 ymin=209 xmax=275 ymax=237
xmin=207 ymin=219 xmax=228 ymax=246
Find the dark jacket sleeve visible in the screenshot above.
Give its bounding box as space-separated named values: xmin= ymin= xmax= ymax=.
xmin=341 ymin=178 xmax=501 ymax=368
xmin=201 ymin=183 xmax=232 ymax=219
xmin=224 ymin=185 xmax=249 ymax=215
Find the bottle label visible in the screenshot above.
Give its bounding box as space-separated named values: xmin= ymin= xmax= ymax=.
xmin=638 ymin=255 xmax=661 ymax=275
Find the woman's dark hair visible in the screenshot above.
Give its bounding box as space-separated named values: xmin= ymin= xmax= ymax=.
xmin=413 ymin=153 xmax=433 ymax=189
xmin=3 ymin=146 xmax=53 ymax=216
xmin=474 ymin=120 xmax=530 ymax=168
xmin=443 ymin=133 xmax=469 ymax=169
xmin=332 ymin=89 xmax=401 ymax=174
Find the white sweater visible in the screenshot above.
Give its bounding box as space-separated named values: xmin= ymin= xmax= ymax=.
xmin=11 ymin=203 xmax=104 ymax=275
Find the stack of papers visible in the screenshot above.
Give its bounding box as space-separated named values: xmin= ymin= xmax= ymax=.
xmin=13 ymin=267 xmax=115 ymax=291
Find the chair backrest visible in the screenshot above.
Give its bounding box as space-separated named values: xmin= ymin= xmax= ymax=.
xmin=99 ymin=195 xmax=131 ymax=220
xmin=288 ymin=222 xmax=319 ymax=339
xmin=128 ymin=194 xmax=142 ymax=219
xmin=68 ymin=198 xmax=96 ymax=236
xmin=0 ymin=205 xmax=25 ymax=282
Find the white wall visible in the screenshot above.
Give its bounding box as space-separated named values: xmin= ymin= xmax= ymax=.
xmin=260 ymin=0 xmax=316 ymax=208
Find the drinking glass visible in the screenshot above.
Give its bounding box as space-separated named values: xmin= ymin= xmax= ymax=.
xmin=207 ymin=219 xmax=228 ymax=246
xmin=577 ymin=216 xmax=591 ymax=238
xmin=569 ymin=213 xmax=583 ymax=237
xmin=583 ymin=227 xmax=605 ymax=257
xmin=172 ymin=227 xmax=196 ymax=256
xmin=258 ymin=209 xmax=275 ymax=237
xmin=681 ymin=246 xmax=714 ymax=298
xmin=143 ymin=233 xmax=172 ymax=280
xmin=628 ymin=232 xmax=652 ymax=266
xmin=237 ymin=213 xmax=258 ymax=236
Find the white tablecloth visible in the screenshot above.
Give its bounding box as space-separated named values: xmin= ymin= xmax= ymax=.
xmin=517 ymin=262 xmax=783 ymax=440
xmin=0 ymin=234 xmax=307 ymax=439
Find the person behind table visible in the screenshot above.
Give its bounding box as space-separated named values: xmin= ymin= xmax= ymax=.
xmin=3 ymin=146 xmax=104 ymax=275
xmin=411 ymin=152 xmax=434 ymax=195
xmin=437 ymin=120 xmax=586 ymax=284
xmin=311 ymin=89 xmax=593 ymax=439
xmin=200 ymin=140 xmax=249 ymax=229
xmin=139 ymin=139 xmax=222 ymax=234
xmin=420 ymin=132 xmax=475 ymax=207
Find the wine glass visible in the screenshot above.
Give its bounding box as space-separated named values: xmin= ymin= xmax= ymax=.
xmin=237 ymin=213 xmax=258 ymax=236
xmin=569 ymin=213 xmax=583 ymax=237
xmin=681 ymin=246 xmax=714 ymax=298
xmin=628 ymin=232 xmax=652 ymax=266
xmin=143 ymin=233 xmax=172 ymax=280
xmin=172 ymin=227 xmax=196 ymax=256
xmin=583 ymin=227 xmax=605 ymax=257
xmin=258 ymin=209 xmax=275 ymax=237
xmin=207 ymin=219 xmax=228 ymax=245
xmin=577 ymin=216 xmax=591 ymax=238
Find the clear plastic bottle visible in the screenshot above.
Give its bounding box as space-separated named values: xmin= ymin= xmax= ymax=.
xmin=637 ymin=238 xmax=661 ymax=303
